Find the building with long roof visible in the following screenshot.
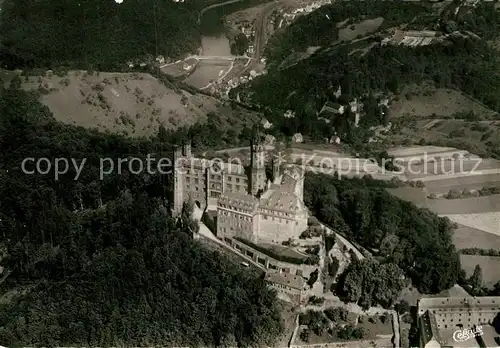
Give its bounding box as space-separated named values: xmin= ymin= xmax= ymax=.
xmin=417 ymin=295 xmax=500 ymax=348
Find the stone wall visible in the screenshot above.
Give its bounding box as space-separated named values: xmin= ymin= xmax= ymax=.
xmin=257 ymin=213 xmax=307 ymax=243
xmin=226 ymin=237 xmax=316 ymax=278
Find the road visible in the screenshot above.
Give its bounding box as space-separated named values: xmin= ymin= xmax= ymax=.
xmin=254 ymin=1 xmax=279 ymax=60
xmin=237 ymin=0 xmax=280 ymax=76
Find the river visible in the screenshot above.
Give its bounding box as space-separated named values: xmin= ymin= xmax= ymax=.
xmin=199 ymin=0 xmax=271 ymax=56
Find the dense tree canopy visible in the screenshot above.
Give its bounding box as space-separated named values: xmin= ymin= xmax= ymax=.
xmin=0 ymin=0 xmax=199 ymax=70
xmin=304 ymin=173 xmax=461 ymax=294
xmin=0 ymin=88 xmax=283 ymax=346
xmin=235 ymin=2 xmax=500 ymax=147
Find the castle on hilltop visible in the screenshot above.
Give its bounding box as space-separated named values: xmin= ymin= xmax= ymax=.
xmin=172 ymin=139 xmax=309 ymax=244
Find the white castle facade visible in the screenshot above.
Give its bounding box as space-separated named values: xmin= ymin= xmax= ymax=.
xmin=172 ymin=142 xmax=309 ymax=244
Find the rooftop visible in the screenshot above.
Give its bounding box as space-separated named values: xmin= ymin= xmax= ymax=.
xmin=418 ymin=296 xmax=500 ymax=313
xmin=260 ymin=190 xmax=302 ymax=214
xmin=438 ymin=327 xmax=481 ymax=347
xmin=264 ymin=269 xmax=305 ymax=290
xmin=419 ymin=311 xmax=441 ymax=347
xmin=219 ymin=192 xmax=258 ymax=211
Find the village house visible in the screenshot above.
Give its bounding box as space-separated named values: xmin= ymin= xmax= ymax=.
xmin=261 ymin=118 xmax=273 ymax=129
xmin=265 ymin=269 xmax=306 ymax=304
xmin=317 ymin=101 xmax=345 ymax=118
xmin=292 ymin=133 xmax=303 ymax=143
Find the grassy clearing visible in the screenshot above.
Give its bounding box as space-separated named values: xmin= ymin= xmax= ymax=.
xmin=357 ymin=314 xmax=393 ymax=339
xmin=8 ymin=69 xmax=259 ymax=138
xmin=442 ymin=212 xmax=500 ymax=236
xmin=337 ymin=17 xmax=384 ymax=41
xmin=452 ymin=224 xmax=500 ymax=250
xmin=389 ymin=86 xmax=497 ymax=119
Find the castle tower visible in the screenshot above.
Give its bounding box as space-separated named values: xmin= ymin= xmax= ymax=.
xmin=247 ymin=126 xmax=266 ymax=196
xmin=182 ymin=141 xmax=191 ymax=158
xmin=172 ymin=145 xmax=185 ymax=216
xmin=272 ymin=154 xmax=281 ymax=184
xmin=251 ymin=143 xmax=266 ymax=195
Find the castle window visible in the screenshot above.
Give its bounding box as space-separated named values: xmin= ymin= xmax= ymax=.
xmin=195 ymin=178 xmax=199 ymax=184
xmin=236 ymin=178 xmax=240 ymax=183
xmin=187 ymin=170 xmax=190 ymax=174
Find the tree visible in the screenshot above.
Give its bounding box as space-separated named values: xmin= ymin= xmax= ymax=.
xmin=9 ymin=76 xmax=22 ymax=90
xmin=469 ymin=264 xmax=483 ymax=295
xmin=493 ymin=313 xmax=500 ymax=334
xmin=395 ymin=300 xmax=410 ymax=315
xmin=328 ymin=257 xmax=340 ymax=277
xmin=307 ymin=269 xmax=319 ymax=288
xmin=231 ymin=33 xmax=249 ymax=55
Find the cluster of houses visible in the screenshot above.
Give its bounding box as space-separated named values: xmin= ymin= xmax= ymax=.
xmin=274 ymin=0 xmax=332 ymax=29
xmin=239 ymin=25 xmax=256 ymax=56
xmin=256 ymin=86 xmax=391 ymax=145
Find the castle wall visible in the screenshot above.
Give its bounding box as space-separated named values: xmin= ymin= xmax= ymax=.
xmin=257 ymin=210 xmax=308 ymax=243
xmin=257 ymin=214 xmax=301 ymax=243
xmin=266 ymin=283 xmax=304 ymax=305
xmin=217 ymin=207 xmax=256 ymax=242
xmin=225 ymin=237 xmax=316 ymax=278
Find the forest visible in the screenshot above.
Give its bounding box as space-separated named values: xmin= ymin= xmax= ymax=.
xmin=264 ymin=1 xmax=432 ymax=65
xmin=304 ymin=173 xmax=462 ymax=295
xmin=0 ymin=0 xmax=201 ymax=70
xmin=233 ymin=2 xmax=500 ymax=152
xmin=0 ymin=86 xmax=283 ymax=346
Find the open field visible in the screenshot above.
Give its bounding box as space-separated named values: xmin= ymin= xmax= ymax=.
xmin=452 ymin=224 xmax=500 ymax=250
xmin=442 ymin=212 xmax=500 ymax=236
xmin=386 ymin=187 xmax=427 ymax=208
xmin=357 ymin=315 xmax=393 ymax=339
xmin=184 ymin=61 xmax=233 ymax=89
xmin=389 ymin=114 xmax=500 ymax=159
xmin=388 ymin=145 xmax=468 ymax=159
xmin=337 ymin=17 xmax=384 ymax=41
xmin=425 ymin=195 xmax=500 ymax=214
xmin=8 ymin=70 xmax=260 ymax=138
xmin=389 ymin=86 xmax=498 ymax=119
xmin=460 ymin=254 xmax=500 ymax=288
xmin=423 ymin=176 xmax=500 ymax=194
xmin=19 ymin=71 xmax=218 ymax=137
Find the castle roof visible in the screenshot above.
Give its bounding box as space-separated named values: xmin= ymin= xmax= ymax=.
xmin=418 ymin=296 xmax=500 ymax=313
xmin=419 ymin=310 xmax=441 ymax=347
xmin=260 ymin=190 xmax=304 ymax=214
xmin=264 ymin=270 xmax=304 ymax=290
xmin=218 ymin=192 xmax=258 ymax=212
xmin=279 ymin=173 xmax=297 ymax=193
